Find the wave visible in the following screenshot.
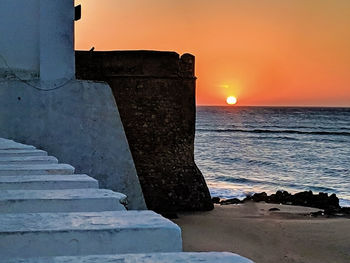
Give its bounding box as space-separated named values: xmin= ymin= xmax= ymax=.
xmin=213 ymin=176 xmax=338 ymax=193
xmin=212 ymin=124 xmax=350 ymax=131
xmin=258 ymin=125 xmax=350 ymax=131
xmin=247 ymin=159 xmax=279 ymax=167
xmin=197 ymin=128 xmax=350 ymax=136
xmin=245 ymin=135 xmax=299 ymax=141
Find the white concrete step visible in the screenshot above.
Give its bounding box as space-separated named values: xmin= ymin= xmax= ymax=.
xmin=0 ymin=189 xmax=127 ymax=213
xmin=0 ymin=211 xmax=182 ymax=259
xmin=0 ymin=149 xmax=47 ymax=157
xmin=0 ymin=164 xmax=74 ymax=176
xmin=0 ymin=138 xmax=36 ymax=150
xmin=0 ymin=156 xmax=58 ymax=165
xmin=0 ymin=174 xmax=98 ymax=190
xmin=0 ymin=253 xmax=254 ymax=263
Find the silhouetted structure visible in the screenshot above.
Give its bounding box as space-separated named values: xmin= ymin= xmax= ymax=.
xmin=76 ymin=50 xmax=213 ymax=212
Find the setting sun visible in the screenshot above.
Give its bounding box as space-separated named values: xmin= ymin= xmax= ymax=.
xmin=226 ymin=96 xmax=237 ymax=105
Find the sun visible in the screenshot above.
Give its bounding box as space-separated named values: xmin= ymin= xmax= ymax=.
xmin=226 ymin=96 xmax=237 ymax=105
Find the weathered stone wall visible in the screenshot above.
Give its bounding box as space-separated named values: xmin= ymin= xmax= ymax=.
xmin=76 ymin=50 xmax=213 ymax=212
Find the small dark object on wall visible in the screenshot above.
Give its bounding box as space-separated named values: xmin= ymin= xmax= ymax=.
xmin=75 ymin=5 xmax=81 ymax=21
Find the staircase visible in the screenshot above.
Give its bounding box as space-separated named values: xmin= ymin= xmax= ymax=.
xmin=0 ymin=138 xmax=253 ymax=263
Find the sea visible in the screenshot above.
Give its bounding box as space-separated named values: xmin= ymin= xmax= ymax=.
xmin=195 ymin=106 xmax=350 ymax=207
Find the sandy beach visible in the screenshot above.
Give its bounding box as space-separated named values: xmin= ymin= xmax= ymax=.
xmin=173 ymin=203 xmax=350 ymax=263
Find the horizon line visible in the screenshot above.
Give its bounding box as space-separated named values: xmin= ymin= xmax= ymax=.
xmin=196 ymin=105 xmax=350 ymax=108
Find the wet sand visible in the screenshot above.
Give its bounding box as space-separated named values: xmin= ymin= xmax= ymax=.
xmin=172 ymin=203 xmax=350 ymax=263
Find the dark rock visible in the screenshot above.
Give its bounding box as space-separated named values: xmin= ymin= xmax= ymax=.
xmin=310 ymin=211 xmax=324 ymax=217
xmin=269 ymin=190 xmax=292 ymax=204
xmin=328 ymin=194 xmax=340 ymax=209
xmin=242 ymin=194 xmax=252 ymax=202
xmin=291 ymin=191 xmax=340 ymax=210
xmin=340 ymin=207 xmax=350 ymax=214
xmin=242 ymin=190 xmax=341 ymax=212
xmin=293 ymin=191 xmax=314 ymax=207
xmin=220 ymin=198 xmax=242 ymax=205
xmin=252 ymin=192 xmax=268 ymax=202
xmin=320 ymin=206 xmax=350 ymax=217
xmin=212 ymin=197 xmax=221 ymax=204
xmin=269 ymin=207 xmax=281 ymax=211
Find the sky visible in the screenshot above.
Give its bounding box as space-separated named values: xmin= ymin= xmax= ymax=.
xmin=75 ymin=0 xmax=350 ymax=107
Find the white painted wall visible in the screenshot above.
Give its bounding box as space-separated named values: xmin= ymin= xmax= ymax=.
xmin=0 ymin=0 xmax=40 ymax=78
xmin=0 ymin=0 xmax=75 ymax=80
xmin=0 ymin=80 xmax=147 ymax=210
xmin=40 ymin=0 xmax=75 ymax=80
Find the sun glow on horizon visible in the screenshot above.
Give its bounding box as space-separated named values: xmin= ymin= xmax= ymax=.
xmin=226 ymin=96 xmax=237 ymax=105
xmin=75 ymin=0 xmax=350 ymax=107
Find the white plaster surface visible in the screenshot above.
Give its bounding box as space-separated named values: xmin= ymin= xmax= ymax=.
xmin=0 ymin=211 xmax=182 ymax=258
xmin=0 ymin=164 xmax=75 ymax=176
xmin=39 ymin=0 xmax=75 ymax=80
xmin=0 ymin=0 xmax=75 ymax=80
xmin=0 ymin=149 xmax=47 ymax=157
xmin=0 ymin=188 xmax=127 ymax=213
xmin=0 ymin=0 xmax=40 ymax=78
xmin=0 ymin=253 xmax=254 ymax=263
xmin=0 ymin=138 xmax=254 ymax=263
xmin=0 ymin=174 xmax=98 ymax=190
xmin=0 ymin=80 xmax=146 ymax=209
xmin=0 ymin=156 xmax=58 ymax=165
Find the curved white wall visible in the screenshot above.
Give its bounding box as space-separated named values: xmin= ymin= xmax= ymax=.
xmin=0 ymin=0 xmax=75 ymax=80
xmin=40 ymin=0 xmax=75 ymax=81
xmin=0 ymin=0 xmax=40 ymax=78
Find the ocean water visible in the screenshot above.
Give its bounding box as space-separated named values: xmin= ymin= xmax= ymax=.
xmin=195 ymin=107 xmax=350 ymax=207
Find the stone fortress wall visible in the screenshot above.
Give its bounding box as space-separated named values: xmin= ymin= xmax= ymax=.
xmin=76 ymin=50 xmax=213 ymax=212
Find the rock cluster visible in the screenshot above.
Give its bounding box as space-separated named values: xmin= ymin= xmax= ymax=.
xmin=245 ymin=190 xmax=340 ymax=210
xmin=213 ymin=190 xmax=350 ymax=217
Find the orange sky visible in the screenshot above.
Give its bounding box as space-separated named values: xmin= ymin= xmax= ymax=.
xmin=75 ymin=0 xmax=350 ymax=106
